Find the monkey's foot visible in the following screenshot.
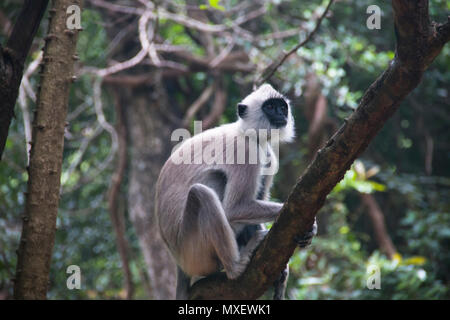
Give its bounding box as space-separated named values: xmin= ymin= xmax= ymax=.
xmin=273 ymin=265 xmax=289 ymax=300
xmin=295 ymin=219 xmax=317 ymax=248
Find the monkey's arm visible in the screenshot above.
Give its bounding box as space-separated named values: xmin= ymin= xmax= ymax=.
xmin=222 ymin=164 xmax=282 ymax=224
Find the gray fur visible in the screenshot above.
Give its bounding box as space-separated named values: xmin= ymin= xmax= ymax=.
xmin=155 ymin=84 xmax=294 ymax=299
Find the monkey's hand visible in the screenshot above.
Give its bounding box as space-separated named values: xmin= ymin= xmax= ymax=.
xmin=295 ymin=219 xmax=317 ymax=248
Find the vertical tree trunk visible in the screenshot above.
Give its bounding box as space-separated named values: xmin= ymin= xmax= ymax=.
xmin=14 ymin=0 xmax=82 ymax=299
xmin=123 ymin=79 xmax=177 ymax=299
xmin=107 ymin=91 xmax=134 ymax=299
xmin=303 ymin=73 xmax=337 ymax=161
xmin=361 ymin=193 xmax=397 ymax=259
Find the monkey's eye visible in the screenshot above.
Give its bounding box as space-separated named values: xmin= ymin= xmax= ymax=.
xmin=267 ymin=105 xmax=273 ymax=109
xmin=238 ymin=103 xmax=247 ymax=118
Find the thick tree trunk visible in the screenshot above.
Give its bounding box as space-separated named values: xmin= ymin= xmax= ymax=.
xmin=189 ymin=0 xmax=450 ymax=299
xmin=14 ymin=0 xmax=82 ymax=299
xmin=123 ymin=79 xmax=177 ymax=299
xmin=0 ymin=0 xmax=48 ymax=160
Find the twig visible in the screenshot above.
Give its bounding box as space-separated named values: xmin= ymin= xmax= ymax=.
xmin=91 ymin=8 xmax=187 ymax=77
xmin=202 ymin=80 xmax=227 ymax=130
xmin=18 ymin=85 xmax=32 ymax=165
xmin=17 ymin=51 xmax=42 ymax=164
xmin=92 ymin=77 xmax=118 ymax=170
xmin=254 ymin=0 xmax=334 ymax=87
xmin=90 ymin=0 xmax=226 ymax=33
xmin=209 ymin=35 xmax=235 ymax=68
xmin=182 ymin=84 xmax=214 ymax=128
xmin=232 ymin=5 xmax=267 ymax=27
xmin=95 ymin=9 xmax=152 ymax=77
xmin=62 ymin=79 xmax=118 ymax=194
xmin=22 ymin=51 xmax=42 ymax=102
xmin=90 ymin=0 xmax=265 ymax=34
xmin=62 ymin=124 xmax=103 ymax=188
xmin=139 ymin=3 xmax=161 ymax=66
xmin=255 ymin=27 xmax=306 ymax=42
xmin=88 ymin=0 xmax=143 ymax=15
xmin=67 ymin=100 xmax=91 ymax=122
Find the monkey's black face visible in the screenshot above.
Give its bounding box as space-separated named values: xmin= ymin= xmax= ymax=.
xmin=262 ymin=98 xmax=288 ymax=128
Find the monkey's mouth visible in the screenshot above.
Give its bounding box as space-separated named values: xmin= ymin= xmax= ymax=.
xmin=271 ymin=119 xmax=287 ymax=128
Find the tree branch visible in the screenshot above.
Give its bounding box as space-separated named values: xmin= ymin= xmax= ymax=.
xmin=0 ymin=0 xmax=49 ymax=160
xmin=202 ymin=80 xmax=227 ymax=130
xmin=189 ymin=0 xmax=450 ymax=300
xmin=182 ymin=84 xmax=214 ymax=128
xmin=6 ymin=0 xmax=48 ymax=65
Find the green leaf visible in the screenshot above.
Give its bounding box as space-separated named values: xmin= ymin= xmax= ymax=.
xmin=208 ymin=0 xmax=225 ymax=11
xmin=368 ymin=181 xmax=386 ymax=192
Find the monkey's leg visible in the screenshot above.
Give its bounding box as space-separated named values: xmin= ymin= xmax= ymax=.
xmin=183 ymin=183 xmax=245 ymax=280
xmin=176 ymin=266 xmax=191 ymax=300
xmin=273 ymin=264 xmax=289 ymax=300
xmin=237 ymin=224 xmax=289 ymax=300
xmin=272 ymin=220 xmax=316 ymax=300
xmin=272 ymin=219 xmax=319 ymax=300
xmin=226 ymin=200 xmax=283 ymax=225
xmin=236 ymin=224 xmax=263 ymax=249
xmin=236 ymin=228 xmax=268 ymax=267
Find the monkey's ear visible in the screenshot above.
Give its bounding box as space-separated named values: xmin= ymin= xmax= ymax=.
xmin=237 ymin=103 xmax=247 ymax=118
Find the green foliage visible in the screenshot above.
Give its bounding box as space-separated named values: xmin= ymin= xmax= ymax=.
xmin=159 ymin=23 xmax=204 ymax=56
xmin=76 ymin=9 xmax=108 ymax=66
xmin=288 ymin=200 xmax=448 ymax=299
xmin=333 ymin=161 xmax=386 ymax=194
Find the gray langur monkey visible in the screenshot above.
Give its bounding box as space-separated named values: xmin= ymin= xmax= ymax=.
xmin=155 ymin=84 xmax=317 ymax=299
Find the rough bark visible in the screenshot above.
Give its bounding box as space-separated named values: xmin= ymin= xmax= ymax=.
xmin=189 ymin=0 xmax=450 ymax=299
xmin=123 ymin=77 xmax=177 ymax=299
xmin=361 ymin=194 xmax=397 ymax=260
xmin=14 ymin=0 xmax=82 ymax=299
xmin=0 ymin=0 xmax=49 ymax=160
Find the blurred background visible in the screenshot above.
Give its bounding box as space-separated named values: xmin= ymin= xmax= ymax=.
xmin=0 ymin=0 xmax=449 ymax=299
